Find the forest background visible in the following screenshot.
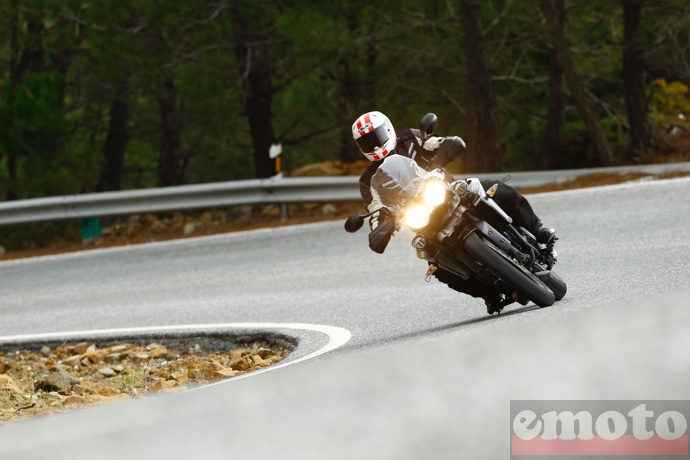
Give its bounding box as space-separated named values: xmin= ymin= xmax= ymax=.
xmin=1 ymin=0 xmax=690 ymax=249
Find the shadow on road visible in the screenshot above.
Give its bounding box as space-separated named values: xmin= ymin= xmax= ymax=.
xmin=346 ymin=303 xmax=541 ymax=352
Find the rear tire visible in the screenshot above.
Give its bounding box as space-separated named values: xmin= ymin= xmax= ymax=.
xmin=463 ymin=232 xmax=555 ymax=308
xmin=544 ymin=270 xmax=567 ymax=301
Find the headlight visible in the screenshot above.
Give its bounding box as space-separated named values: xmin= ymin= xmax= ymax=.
xmin=404 ymin=206 xmax=431 ymax=229
xmin=422 ymin=180 xmax=446 ymax=207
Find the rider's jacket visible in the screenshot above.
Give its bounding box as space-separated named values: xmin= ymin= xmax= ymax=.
xmin=358 ymin=128 xmax=464 ymax=212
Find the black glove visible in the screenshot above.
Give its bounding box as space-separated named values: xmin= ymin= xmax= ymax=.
xmin=431 ymin=136 xmax=466 ymax=167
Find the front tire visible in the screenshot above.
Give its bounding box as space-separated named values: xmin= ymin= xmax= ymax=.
xmin=463 ymin=232 xmax=555 ymax=308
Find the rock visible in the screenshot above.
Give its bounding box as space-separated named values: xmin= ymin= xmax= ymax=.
xmin=105 ymin=353 xmax=124 ymax=363
xmin=106 ymin=345 xmax=129 ymax=354
xmin=71 ymin=384 xmax=88 ymax=395
xmin=34 ymin=369 xmax=79 ymax=395
xmin=130 ymin=352 xmax=150 ymax=362
xmin=98 ymin=367 xmax=117 ymax=378
xmin=229 ymin=356 xmax=251 ymax=371
xmin=121 ymin=366 xmax=134 ymax=375
xmin=256 ymin=348 xmax=275 ymax=359
xmin=40 ymin=346 xmax=52 ymax=357
xmin=62 ymin=395 xmax=86 ymax=406
xmin=111 ymin=365 xmax=125 ymax=373
xmin=94 ymin=387 xmax=118 ymax=397
xmin=141 ymin=214 xmax=158 ymax=226
xmin=187 ymin=363 xmax=204 ymax=380
xmin=149 ymin=380 xmax=178 ymax=392
xmin=73 ymin=342 xmax=92 ymax=355
xmin=183 ymin=222 xmax=196 ymax=235
xmin=0 ymin=374 xmax=23 ymax=395
xmin=61 ymin=355 xmax=81 ymax=367
xmin=84 ymin=350 xmax=107 ymax=364
xmin=260 ymin=205 xmax=281 ymax=217
xmin=147 ymin=346 xmax=167 ymax=359
xmin=321 ymin=204 xmax=337 ymax=215
xmin=170 ymin=372 xmax=188 ymax=384
xmin=212 ymin=368 xmax=240 ymax=380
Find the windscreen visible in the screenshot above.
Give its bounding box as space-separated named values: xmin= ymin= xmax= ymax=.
xmin=370 ymin=155 xmax=427 ymax=208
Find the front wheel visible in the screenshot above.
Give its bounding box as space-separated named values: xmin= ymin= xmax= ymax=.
xmin=463 ymin=232 xmax=555 ymax=308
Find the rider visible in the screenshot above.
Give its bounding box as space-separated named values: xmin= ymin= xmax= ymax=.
xmin=352 ymin=110 xmax=557 ymax=314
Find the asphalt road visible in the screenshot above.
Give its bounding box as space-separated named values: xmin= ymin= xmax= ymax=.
xmin=1 ymin=177 xmax=689 ymax=459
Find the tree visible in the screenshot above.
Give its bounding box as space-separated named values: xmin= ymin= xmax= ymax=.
xmin=539 ymin=0 xmax=616 ymax=166
xmin=230 ymin=3 xmax=278 ymax=179
xmin=623 ymin=0 xmax=655 ymax=162
xmin=458 ymin=0 xmax=503 ymax=172
xmin=537 ymin=2 xmax=566 ymax=170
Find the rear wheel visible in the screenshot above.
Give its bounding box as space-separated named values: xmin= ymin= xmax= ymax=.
xmin=543 ymin=270 xmax=567 ymax=301
xmin=463 ymin=232 xmax=555 ymax=308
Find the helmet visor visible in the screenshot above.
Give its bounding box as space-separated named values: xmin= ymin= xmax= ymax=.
xmin=355 ymin=124 xmax=390 ymax=154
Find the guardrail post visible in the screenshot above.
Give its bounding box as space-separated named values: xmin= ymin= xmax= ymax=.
xmin=81 ymin=217 xmax=101 ymax=242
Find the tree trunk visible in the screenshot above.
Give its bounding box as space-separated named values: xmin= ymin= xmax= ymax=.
xmin=157 ymin=74 xmax=187 ymax=186
xmin=338 ymin=11 xmax=378 ymax=164
xmin=623 ymin=0 xmax=655 ymax=163
xmin=338 ymin=56 xmax=361 ymax=163
xmin=98 ymin=84 xmax=129 ymax=191
xmin=231 ymin=7 xmax=277 ymax=179
xmin=5 ymin=12 xmax=45 ymax=200
xmin=539 ymin=0 xmax=616 ymax=166
xmin=537 ymin=20 xmax=566 ymax=169
xmin=5 ymin=5 xmax=20 ymax=201
xmin=458 ymin=0 xmax=503 ymax=173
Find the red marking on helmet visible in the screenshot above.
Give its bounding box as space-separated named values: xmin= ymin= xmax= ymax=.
xmin=364 ymin=113 xmax=374 ymax=132
xmin=373 ymin=154 xmax=380 ymax=161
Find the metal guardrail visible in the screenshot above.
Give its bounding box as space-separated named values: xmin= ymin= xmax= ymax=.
xmin=1 ymin=161 xmax=690 ymax=227
xmin=0 ymin=176 xmax=360 ymax=226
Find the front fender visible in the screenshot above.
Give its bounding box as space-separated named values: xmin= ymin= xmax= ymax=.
xmin=464 ymin=216 xmax=512 ymax=253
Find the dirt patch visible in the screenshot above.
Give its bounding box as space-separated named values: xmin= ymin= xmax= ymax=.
xmin=515 ymin=170 xmax=690 ymax=194
xmin=0 ymin=338 xmax=291 ymax=424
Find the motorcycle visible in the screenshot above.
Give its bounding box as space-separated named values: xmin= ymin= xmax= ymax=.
xmin=344 ymin=114 xmax=566 ymax=314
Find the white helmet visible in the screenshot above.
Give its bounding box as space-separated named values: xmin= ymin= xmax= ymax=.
xmin=352 ymin=111 xmax=397 ymax=161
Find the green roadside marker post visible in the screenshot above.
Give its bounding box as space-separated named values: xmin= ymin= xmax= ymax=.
xmin=81 ymin=217 xmax=101 ymax=242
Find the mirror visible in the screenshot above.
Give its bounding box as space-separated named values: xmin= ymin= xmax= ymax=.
xmin=344 ymin=214 xmax=365 ymax=233
xmin=419 ymin=113 xmax=438 ymax=134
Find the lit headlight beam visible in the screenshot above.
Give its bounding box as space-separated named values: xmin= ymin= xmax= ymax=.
xmin=404 ymin=206 xmax=432 ymax=229
xmin=422 ymin=180 xmax=446 ymax=207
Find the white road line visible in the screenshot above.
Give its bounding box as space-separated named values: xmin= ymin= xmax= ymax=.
xmin=0 ymin=322 xmax=352 ymax=384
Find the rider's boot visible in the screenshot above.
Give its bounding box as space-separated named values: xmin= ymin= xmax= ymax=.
xmin=536 ymin=226 xmax=556 ymax=245
xmin=536 ymin=226 xmax=558 ymax=267
xmin=484 ymin=292 xmax=513 ymax=315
